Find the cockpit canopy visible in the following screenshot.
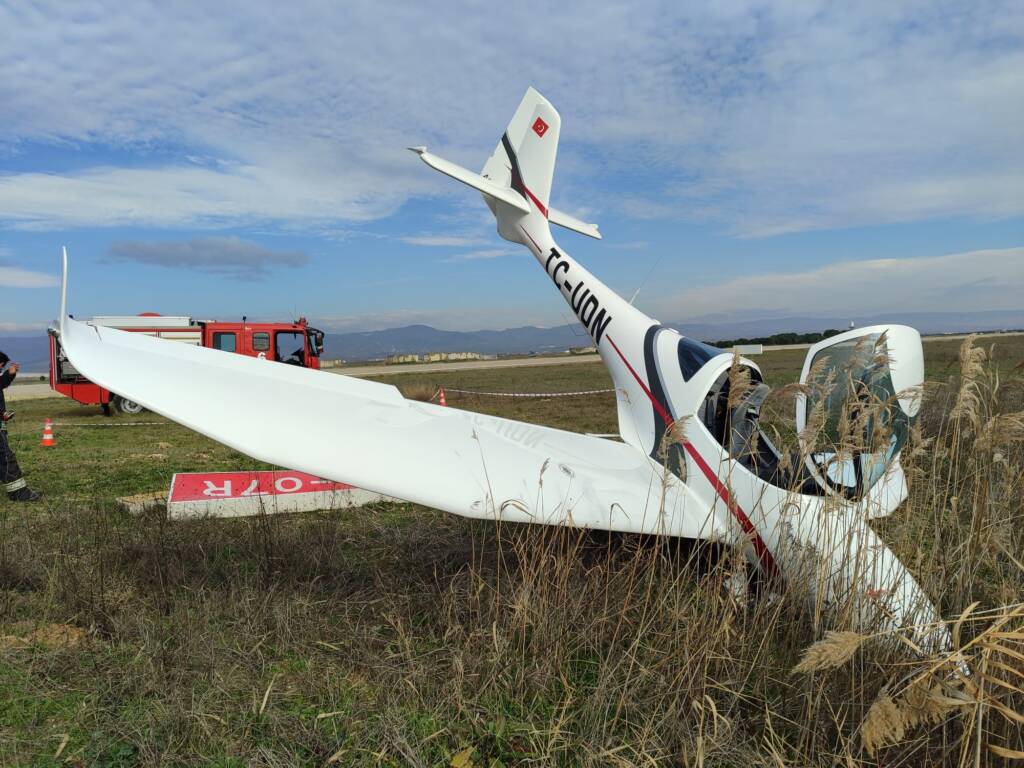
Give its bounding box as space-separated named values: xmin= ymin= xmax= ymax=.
xmin=699 ymin=325 xmax=923 ymax=506
xmin=796 ymin=326 xmax=922 ymax=501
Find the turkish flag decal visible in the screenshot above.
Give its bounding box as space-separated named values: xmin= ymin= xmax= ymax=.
xmin=532 ymin=117 xmax=549 ymax=138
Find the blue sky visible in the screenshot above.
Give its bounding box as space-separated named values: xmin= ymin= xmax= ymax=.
xmin=1 ymin=1 xmax=1022 ymax=335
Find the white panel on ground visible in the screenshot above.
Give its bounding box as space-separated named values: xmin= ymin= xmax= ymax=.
xmin=166 ymin=470 xmax=391 ymax=520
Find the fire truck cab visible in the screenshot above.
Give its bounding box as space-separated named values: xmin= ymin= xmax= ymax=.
xmin=50 ymin=313 xmax=325 ymax=413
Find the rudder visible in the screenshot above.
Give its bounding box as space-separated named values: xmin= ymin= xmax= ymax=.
xmin=482 ymin=87 xmax=560 ymax=217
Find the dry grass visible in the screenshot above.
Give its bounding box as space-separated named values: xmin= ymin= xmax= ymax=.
xmin=791 ymin=631 xmax=868 ymax=674
xmin=0 ymin=336 xmax=1021 ymax=765
xmin=398 ymin=382 xmax=438 ymax=402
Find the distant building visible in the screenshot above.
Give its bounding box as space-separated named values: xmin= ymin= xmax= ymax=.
xmin=423 ymin=351 xmax=484 ymax=362
xmin=569 ymin=345 xmax=598 ymax=355
xmin=734 ymin=344 xmax=763 ymax=355
xmin=387 ymin=351 xmax=489 ymax=364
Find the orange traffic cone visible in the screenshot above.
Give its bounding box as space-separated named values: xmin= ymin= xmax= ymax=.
xmin=41 ymin=418 xmax=55 ymax=447
xmin=438 ymin=388 xmax=447 ymax=407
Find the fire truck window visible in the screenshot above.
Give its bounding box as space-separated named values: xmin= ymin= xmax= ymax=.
xmin=252 ymin=333 xmax=270 ymax=352
xmin=212 ymin=332 xmax=237 ymax=353
xmin=275 ymin=331 xmax=305 ymax=364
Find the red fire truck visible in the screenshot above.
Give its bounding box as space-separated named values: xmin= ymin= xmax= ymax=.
xmin=49 ymin=313 xmax=325 ymax=414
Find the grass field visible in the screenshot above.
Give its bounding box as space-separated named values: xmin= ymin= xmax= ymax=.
xmin=1 ymin=336 xmax=1022 ymax=766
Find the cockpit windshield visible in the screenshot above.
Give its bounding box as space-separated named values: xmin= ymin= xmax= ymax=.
xmin=678 ymin=337 xmax=723 ymax=381
xmin=801 ymin=333 xmax=910 ymax=497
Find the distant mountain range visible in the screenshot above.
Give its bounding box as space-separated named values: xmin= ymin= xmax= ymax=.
xmin=3 ymin=309 xmax=1022 ymax=371
xmin=321 ymin=309 xmax=1024 ymax=361
xmin=326 ymin=324 xmax=593 ymax=360
xmin=0 ymin=335 xmax=50 ymax=374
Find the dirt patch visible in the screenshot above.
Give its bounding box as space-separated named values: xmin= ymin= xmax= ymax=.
xmin=0 ymin=622 xmax=88 ymax=650
xmin=117 ymin=490 xmax=167 ymax=515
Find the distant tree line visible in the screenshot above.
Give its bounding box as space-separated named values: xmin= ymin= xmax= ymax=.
xmin=710 ymin=329 xmax=844 ymax=348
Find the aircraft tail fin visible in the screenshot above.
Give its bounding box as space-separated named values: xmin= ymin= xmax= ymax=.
xmin=482 ymin=86 xmax=560 ymax=217
xmin=411 ymin=87 xmax=599 ymax=240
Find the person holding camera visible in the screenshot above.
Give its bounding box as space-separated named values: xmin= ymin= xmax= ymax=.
xmin=0 ymin=351 xmax=43 ymax=502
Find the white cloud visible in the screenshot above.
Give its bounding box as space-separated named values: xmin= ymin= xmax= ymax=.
xmin=663 ymin=247 xmax=1024 ymax=319
xmin=0 ymin=2 xmax=1020 ymax=235
xmin=444 ymin=249 xmax=518 ymax=263
xmin=0 ymin=159 xmax=429 ymax=230
xmin=401 ymin=234 xmax=490 ymax=247
xmin=0 ymin=266 xmax=59 ymax=288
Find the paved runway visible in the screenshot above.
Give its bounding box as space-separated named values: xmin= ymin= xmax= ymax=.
xmin=328 ymin=353 xmax=603 ymax=378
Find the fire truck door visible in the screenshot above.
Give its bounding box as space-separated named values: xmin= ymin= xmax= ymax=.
xmin=274 ymin=331 xmax=306 ymax=365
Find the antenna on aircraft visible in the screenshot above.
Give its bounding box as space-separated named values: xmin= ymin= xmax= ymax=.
xmin=628 ymin=253 xmax=663 ymax=306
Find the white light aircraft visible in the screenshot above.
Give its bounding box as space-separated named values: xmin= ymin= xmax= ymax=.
xmin=57 ymin=88 xmax=950 ymax=652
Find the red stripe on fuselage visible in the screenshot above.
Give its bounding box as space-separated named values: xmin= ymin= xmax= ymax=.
xmin=681 ymin=441 xmax=779 ymax=577
xmin=521 ymin=186 xmax=548 ymax=218
xmin=606 ymin=336 xmax=672 ymax=425
xmin=519 ymin=225 xmax=543 ymax=255
xmin=605 ymin=334 xmax=779 ymax=577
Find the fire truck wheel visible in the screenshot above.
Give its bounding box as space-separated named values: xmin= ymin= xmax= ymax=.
xmin=114 ymin=396 xmax=145 ymax=415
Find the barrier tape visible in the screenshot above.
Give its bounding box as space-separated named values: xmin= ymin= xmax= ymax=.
xmin=437 ymin=387 xmax=614 ymax=398
xmin=52 ymin=421 xmax=168 ymax=427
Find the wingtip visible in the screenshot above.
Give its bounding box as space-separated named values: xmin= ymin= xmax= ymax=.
xmin=407 ymin=145 xmax=427 ymax=155
xmin=59 ymin=246 xmax=68 ymax=336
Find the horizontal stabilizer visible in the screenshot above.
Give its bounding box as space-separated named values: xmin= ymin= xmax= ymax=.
xmin=548 ymin=207 xmax=601 ymax=240
xmin=410 ymin=147 xmax=529 ymax=213
xmin=411 ymin=146 xmax=601 ymax=239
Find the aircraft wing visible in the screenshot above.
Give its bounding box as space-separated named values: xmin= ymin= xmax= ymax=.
xmin=58 ymin=270 xmax=715 ymax=540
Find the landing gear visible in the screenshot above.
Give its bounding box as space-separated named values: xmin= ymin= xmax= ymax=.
xmin=112 ymin=396 xmax=145 ymax=415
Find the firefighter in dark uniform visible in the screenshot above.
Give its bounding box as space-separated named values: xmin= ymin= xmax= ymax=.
xmin=0 ymin=351 xmax=43 ymax=502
